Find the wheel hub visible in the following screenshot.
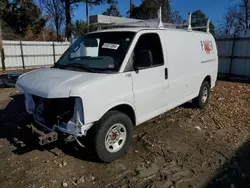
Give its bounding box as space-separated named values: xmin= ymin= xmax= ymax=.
xmin=111 ymin=131 xmax=118 ymax=140
xmin=105 ymin=123 xmax=127 ymax=153
xmin=202 ymin=87 xmax=208 ymax=103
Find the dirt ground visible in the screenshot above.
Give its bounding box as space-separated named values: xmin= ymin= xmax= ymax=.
xmin=0 ymin=81 xmax=250 ymax=188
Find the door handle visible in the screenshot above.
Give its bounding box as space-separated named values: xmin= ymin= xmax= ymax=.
xmin=165 ymin=68 xmax=168 ymax=80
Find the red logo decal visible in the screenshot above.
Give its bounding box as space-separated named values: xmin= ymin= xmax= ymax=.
xmin=204 ymin=41 xmax=211 ymax=54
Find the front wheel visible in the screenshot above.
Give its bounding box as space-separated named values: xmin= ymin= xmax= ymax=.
xmin=193 ymin=81 xmax=210 ymax=109
xmin=91 ymin=110 xmax=134 ymax=163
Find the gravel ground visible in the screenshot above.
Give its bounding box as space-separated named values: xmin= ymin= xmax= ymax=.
xmin=0 ymin=81 xmax=249 ymax=188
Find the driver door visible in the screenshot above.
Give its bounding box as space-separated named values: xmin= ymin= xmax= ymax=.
xmin=131 ymin=33 xmax=166 ymax=124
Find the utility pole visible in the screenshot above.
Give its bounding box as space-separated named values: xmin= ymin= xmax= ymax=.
xmin=0 ymin=20 xmax=5 ymax=70
xmin=86 ymin=1 xmax=89 ymax=33
xmin=130 ymin=0 xmax=132 ymax=18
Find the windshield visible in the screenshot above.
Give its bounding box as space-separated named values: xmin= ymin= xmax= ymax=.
xmin=55 ymin=32 xmax=135 ymax=72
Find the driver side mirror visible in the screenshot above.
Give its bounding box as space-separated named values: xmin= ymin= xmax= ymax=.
xmin=134 ymin=50 xmax=153 ymax=69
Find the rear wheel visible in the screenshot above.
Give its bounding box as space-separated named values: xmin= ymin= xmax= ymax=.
xmin=90 ymin=110 xmax=133 ymax=163
xmin=193 ymin=81 xmax=210 ymax=109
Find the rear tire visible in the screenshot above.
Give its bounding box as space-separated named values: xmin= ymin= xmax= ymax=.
xmin=89 ymin=110 xmax=134 ymax=163
xmin=193 ymin=81 xmax=210 ymax=109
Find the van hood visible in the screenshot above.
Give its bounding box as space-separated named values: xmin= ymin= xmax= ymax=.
xmin=16 ymin=68 xmax=108 ymax=98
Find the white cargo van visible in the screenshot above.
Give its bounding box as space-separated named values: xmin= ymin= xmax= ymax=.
xmin=16 ymin=10 xmax=218 ymax=162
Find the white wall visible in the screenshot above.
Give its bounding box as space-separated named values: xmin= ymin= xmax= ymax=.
xmin=2 ymin=40 xmax=70 ymax=69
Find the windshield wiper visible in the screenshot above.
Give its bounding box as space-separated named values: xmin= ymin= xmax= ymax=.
xmin=66 ymin=63 xmax=96 ymax=73
xmin=84 ymin=57 xmax=104 ymax=60
xmin=53 ymin=63 xmax=66 ymax=69
xmin=69 ymin=56 xmax=103 ymax=61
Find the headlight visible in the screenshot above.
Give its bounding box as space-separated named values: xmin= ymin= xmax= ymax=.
xmin=73 ymin=97 xmax=84 ymax=125
xmin=24 ymin=93 xmax=35 ymax=114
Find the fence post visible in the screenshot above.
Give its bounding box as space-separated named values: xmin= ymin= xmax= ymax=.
xmin=52 ymin=42 xmax=56 ymax=64
xmin=20 ymin=41 xmax=25 ymax=69
xmin=0 ymin=20 xmax=5 ymax=71
xmin=1 ymin=48 xmax=5 ymax=71
xmin=229 ymin=34 xmax=236 ymax=78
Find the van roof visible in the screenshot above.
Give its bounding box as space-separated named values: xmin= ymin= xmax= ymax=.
xmin=90 ymin=27 xmax=211 ymax=35
xmin=94 ymin=28 xmax=149 ymax=33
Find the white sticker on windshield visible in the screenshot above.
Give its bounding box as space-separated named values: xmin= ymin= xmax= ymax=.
xmin=102 ymin=43 xmax=120 ymax=50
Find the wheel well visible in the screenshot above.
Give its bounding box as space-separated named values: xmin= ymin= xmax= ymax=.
xmin=109 ymin=104 xmax=136 ymax=126
xmin=204 ymin=75 xmax=211 ymax=87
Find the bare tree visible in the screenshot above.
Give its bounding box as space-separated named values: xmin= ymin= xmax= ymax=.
xmin=171 ymin=10 xmax=183 ymax=24
xmin=222 ymin=0 xmax=250 ymax=35
xmin=225 ymin=7 xmax=242 ymax=34
xmin=39 ymin=0 xmax=65 ymax=40
xmin=242 ymin=0 xmax=249 ymax=29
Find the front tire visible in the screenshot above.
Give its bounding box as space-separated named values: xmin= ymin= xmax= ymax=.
xmin=193 ymin=81 xmax=210 ymax=109
xmin=91 ymin=110 xmax=134 ymax=163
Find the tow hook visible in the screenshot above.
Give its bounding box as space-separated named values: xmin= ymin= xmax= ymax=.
xmin=39 ymin=132 xmax=58 ymax=146
xmin=27 ymin=124 xmax=58 ymax=146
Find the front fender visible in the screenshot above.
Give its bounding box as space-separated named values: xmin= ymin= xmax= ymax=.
xmin=72 ymin=73 xmax=135 ymax=125
xmin=100 ymin=101 xmax=136 ymax=120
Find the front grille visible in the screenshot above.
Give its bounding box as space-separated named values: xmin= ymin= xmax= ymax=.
xmin=32 ymin=95 xmax=75 ymax=128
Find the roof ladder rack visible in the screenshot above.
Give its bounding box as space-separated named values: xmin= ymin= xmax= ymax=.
xmin=92 ymin=7 xmax=211 ymax=33
xmin=188 ymin=12 xmax=210 ymax=33
xmin=157 ymin=7 xmax=164 ymax=29
xmin=206 ymin=18 xmax=210 ymax=33
xmin=188 ymin=13 xmax=192 ymax=31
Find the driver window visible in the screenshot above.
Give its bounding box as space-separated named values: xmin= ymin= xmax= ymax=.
xmin=134 ymin=33 xmax=164 ymax=67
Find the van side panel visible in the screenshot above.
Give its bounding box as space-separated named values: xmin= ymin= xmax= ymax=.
xmin=80 ymin=30 xmax=218 ymax=126
xmin=163 ymin=30 xmax=218 ymax=108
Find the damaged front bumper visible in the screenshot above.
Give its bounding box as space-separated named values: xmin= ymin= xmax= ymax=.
xmin=25 ymin=93 xmax=93 ymax=141
xmin=27 ymin=123 xmax=58 ymax=145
